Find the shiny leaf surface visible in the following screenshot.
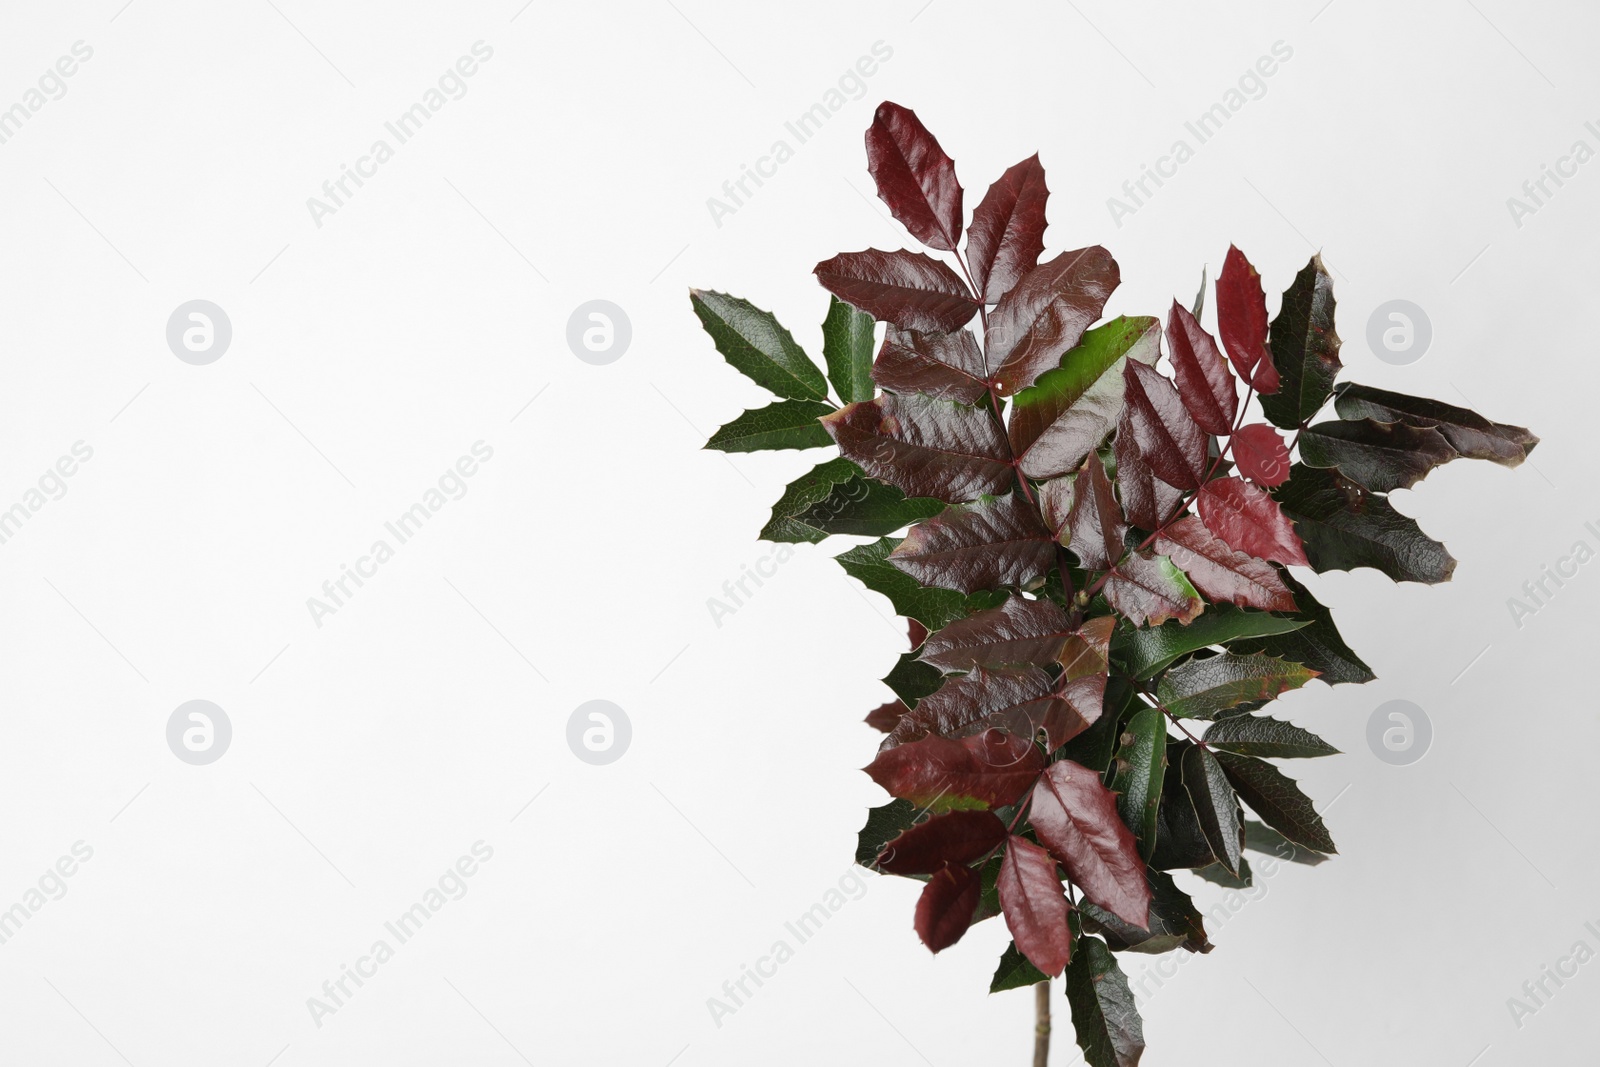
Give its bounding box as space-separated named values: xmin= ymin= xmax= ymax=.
xmin=1261 ymin=254 xmax=1342 ymax=429
xmin=1166 ymin=300 xmax=1236 ymax=435
xmin=989 ymin=247 xmax=1121 ymax=395
xmin=998 ymin=835 xmax=1074 ymax=976
xmin=1214 ymin=750 xmax=1337 ymax=854
xmin=865 ymin=102 xmax=963 ymax=252
xmin=822 ymin=393 xmax=1012 ymax=503
xmin=920 ymin=596 xmax=1077 ymax=672
xmin=690 ymin=289 xmax=829 ymax=400
xmin=1030 ymin=761 xmax=1150 ymax=928
xmin=821 ymin=294 xmax=877 ymax=404
xmin=967 ymin=154 xmax=1049 ymax=304
xmin=1273 ymin=464 xmax=1455 ymax=584
xmin=1181 ymin=745 xmax=1243 ymax=875
xmin=889 ymin=493 xmax=1054 ymax=593
xmin=865 ymin=729 xmax=1045 ymax=812
xmin=1196 ymin=475 xmax=1309 ymax=568
xmin=1066 ymin=936 xmax=1145 ymax=1067
xmin=1157 ymin=652 xmax=1317 ymax=720
xmin=1298 ymin=418 xmax=1457 ymax=492
xmin=1154 ymin=515 xmax=1297 ymax=612
xmin=915 ymin=861 xmax=983 ymax=952
xmin=1333 ymin=382 xmax=1538 ymax=467
xmin=872 ymin=326 xmax=989 ymax=404
xmin=814 ymin=249 xmax=981 ymax=332
xmin=1122 ymin=360 xmax=1208 ymax=490
xmin=1204 ymin=715 xmax=1340 ymax=758
xmin=761 ymin=458 xmax=944 ymax=544
xmin=1231 ymin=423 xmax=1291 ymax=488
xmin=1215 ymin=245 xmax=1279 ymax=393
xmin=705 ymin=399 xmax=833 ymax=452
xmin=877 ymin=809 xmax=1009 ymax=875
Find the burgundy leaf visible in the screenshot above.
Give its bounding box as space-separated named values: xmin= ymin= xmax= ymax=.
xmin=1058 ymin=616 xmax=1114 ymax=680
xmin=1105 ymin=551 xmax=1204 ymax=627
xmin=966 ymin=154 xmax=1049 ymax=304
xmin=884 ymin=667 xmax=1063 ymax=749
xmin=1196 ymin=475 xmax=1309 ymax=568
xmin=1029 ymin=761 xmax=1151 ymax=929
xmin=1155 ymin=516 xmax=1297 ymax=612
xmin=872 ymin=327 xmax=989 ymax=404
xmin=865 ymin=699 xmax=909 ymax=733
xmin=988 ymin=247 xmax=1121 ymax=395
xmin=997 ymin=835 xmax=1074 ymax=976
xmin=820 ymin=393 xmax=1012 ymax=504
xmin=1232 ymin=423 xmax=1292 ymax=488
xmin=814 ymin=249 xmax=981 ymax=333
xmin=1037 ymin=476 xmax=1074 ymax=540
xmin=1166 ymin=300 xmax=1236 ymax=435
xmin=889 ymin=493 xmax=1054 ymax=593
xmin=1122 ymin=361 xmax=1209 ymax=491
xmin=915 ymin=862 xmax=983 ymax=952
xmin=864 ymin=729 xmax=1044 ymax=811
xmin=1216 ymin=245 xmax=1280 ymax=393
xmin=920 ymin=597 xmax=1075 ymax=672
xmin=865 ymin=102 xmax=964 ymax=252
xmin=907 ymin=619 xmax=929 ymax=649
xmin=1065 ymin=454 xmax=1126 ymax=570
xmin=877 ymin=810 xmax=1008 ymax=875
xmin=1115 ymin=409 xmax=1185 ymax=530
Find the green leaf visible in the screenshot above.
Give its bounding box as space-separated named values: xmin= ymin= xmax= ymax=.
xmin=1182 ymin=745 xmax=1243 ymax=876
xmin=1111 ymin=705 xmax=1166 ymax=861
xmin=1214 ymin=751 xmax=1336 ymax=854
xmin=761 ymin=459 xmax=942 ymax=544
xmin=1194 ymin=855 xmax=1253 ymax=888
xmin=1066 ymin=935 xmax=1145 ymax=1067
xmin=1112 ymin=608 xmax=1310 ymax=680
xmin=990 ymin=941 xmax=1049 ymax=993
xmin=705 ymin=400 xmax=834 ymax=452
xmin=1157 ymin=653 xmax=1317 ymax=720
xmin=1230 ymin=571 xmax=1374 ymax=685
xmin=1274 ymin=464 xmax=1456 ymax=584
xmin=1204 ymin=716 xmax=1340 ymax=758
xmin=884 ymin=650 xmax=943 ymax=706
xmin=1260 ymin=254 xmax=1343 ymax=429
xmin=1079 ymin=869 xmax=1212 ymax=955
xmin=1150 ymin=743 xmax=1218 ymax=871
xmin=1244 ymin=819 xmax=1328 ymax=866
xmin=836 ymin=536 xmax=1006 ymax=630
xmin=1058 ymin=676 xmax=1137 ymax=776
xmin=855 ymin=798 xmax=919 ymax=868
xmin=822 ymin=295 xmax=876 ymax=404
xmin=689 ymin=290 xmax=828 ymax=400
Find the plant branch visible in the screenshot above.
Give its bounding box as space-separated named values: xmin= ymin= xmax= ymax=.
xmin=1033 ymin=980 xmax=1052 ymax=1067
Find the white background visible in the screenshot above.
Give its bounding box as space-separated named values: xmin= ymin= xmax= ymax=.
xmin=0 ymin=1 xmax=1593 ymax=1064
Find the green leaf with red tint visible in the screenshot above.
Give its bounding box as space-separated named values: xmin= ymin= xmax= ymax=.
xmin=1215 ymin=245 xmax=1280 ymax=393
xmin=821 ymin=393 xmax=1012 ymax=504
xmin=967 ymin=154 xmax=1049 ymax=303
xmin=1333 ymin=382 xmax=1538 ymax=467
xmin=865 ymin=102 xmax=964 ymax=252
xmin=1166 ymin=300 xmax=1236 ymax=435
xmin=1105 ymin=551 xmax=1203 ymax=627
xmin=1155 ymin=515 xmax=1297 ymax=612
xmin=989 ymin=247 xmax=1121 ymax=395
xmin=915 ymin=861 xmax=984 ymax=952
xmin=889 ymin=493 xmax=1055 ymax=593
xmin=997 ymin=835 xmax=1074 ymax=976
xmin=919 ymin=596 xmax=1077 ymax=672
xmin=1261 ymin=254 xmax=1342 ymax=429
xmin=876 ymin=809 xmax=1008 ymax=874
xmin=1298 ymin=418 xmax=1457 ymax=493
xmin=1204 ymin=715 xmax=1340 ymax=759
xmin=815 ymin=249 xmax=981 ymax=333
xmin=1029 ymin=761 xmax=1150 ymax=928
xmin=864 ymin=729 xmax=1044 ymax=811
xmin=1122 ymin=360 xmax=1209 ymax=490
xmin=1214 ymin=750 xmax=1337 ymax=854
xmin=872 ymin=326 xmax=990 ymax=404
xmin=1156 ymin=652 xmax=1317 ymax=720
xmin=1196 ymin=475 xmax=1309 ymax=568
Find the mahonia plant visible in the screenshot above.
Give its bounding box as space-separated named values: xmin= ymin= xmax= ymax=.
xmin=690 ymin=102 xmax=1537 ymax=1066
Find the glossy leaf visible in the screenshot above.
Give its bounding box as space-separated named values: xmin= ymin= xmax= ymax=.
xmin=915 ymin=861 xmax=983 ymax=952
xmin=1196 ymin=475 xmax=1309 ymax=568
xmin=920 ymin=596 xmax=1076 ymax=672
xmin=884 ymin=667 xmax=1075 ymax=750
xmin=1150 ymin=748 xmax=1219 ymax=870
xmin=690 ymin=290 xmax=828 ymax=400
xmin=877 ymin=809 xmax=1008 ymax=875
xmin=1066 ymin=936 xmax=1145 ymax=1067
xmin=1298 ymin=418 xmax=1457 ymax=493
xmin=967 ymin=154 xmax=1049 ymax=304
xmin=1182 ymin=745 xmax=1243 ymax=876
xmin=821 ymin=294 xmax=877 ymax=404
xmin=1080 ymin=869 xmax=1211 ymax=955
xmin=872 ymin=326 xmax=989 ymax=404
xmin=889 ymin=493 xmax=1054 ymax=593
xmin=1111 ymin=705 xmax=1167 ymax=860
xmin=998 ymin=835 xmax=1074 ymax=975
xmin=1030 ymin=761 xmax=1150 ymax=928
xmin=1116 ymin=408 xmax=1185 ymax=531
xmin=1214 ymin=751 xmax=1337 ymax=854
xmin=1066 ymin=453 xmax=1127 ymax=570
xmin=1333 ymin=382 xmax=1538 ymax=467
xmin=1204 ymin=715 xmax=1340 ymax=759
xmin=762 ymin=458 xmax=944 ymax=544
xmin=989 ymin=247 xmax=1121 ymax=395
xmin=836 ymin=536 xmax=1004 ymax=630
xmin=814 ymin=249 xmax=980 ymax=333
xmin=865 ymin=729 xmax=1044 ymax=812
xmin=865 ymin=102 xmax=963 ymax=252
xmin=1154 ymin=515 xmax=1297 ymax=612
xmin=1166 ymin=300 xmax=1236 ymax=435
xmin=991 ymin=941 xmax=1050 ymax=993
xmin=1157 ymin=652 xmax=1317 ymax=720
xmin=864 ymin=699 xmax=907 ymax=734
xmin=821 ymin=393 xmax=1012 ymax=504
xmin=1113 ymin=606 xmax=1310 ymax=679
xmin=856 ymin=799 xmax=919 ymax=867
xmin=1260 ymin=254 xmax=1341 ymax=429
xmin=1011 ymin=316 xmax=1161 ymax=479
xmin=1122 ymin=360 xmax=1209 ymax=490
xmin=1245 ymin=818 xmax=1328 ymax=865
xmin=1105 ymin=551 xmax=1204 ymax=627
xmin=1231 ymin=423 xmax=1291 ymax=488
xmin=884 ymin=650 xmax=944 ymax=706
xmin=1215 ymin=245 xmax=1280 ymax=393
xmin=1273 ymin=464 xmax=1455 ymax=584
xmin=1231 ymin=571 xmax=1374 ymax=685
xmin=705 ymin=400 xmax=833 ymax=452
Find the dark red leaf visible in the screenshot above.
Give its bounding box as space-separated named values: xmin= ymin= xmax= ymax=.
xmin=1216 ymin=245 xmax=1280 ymax=393
xmin=1037 ymin=476 xmax=1074 ymax=540
xmin=864 ymin=729 xmax=1044 ymax=811
xmin=1065 ymin=454 xmax=1126 ymax=570
xmin=883 ymin=667 xmax=1058 ymax=748
xmin=1166 ymin=300 xmax=1236 ymax=435
xmin=915 ymin=862 xmax=983 ymax=952
xmin=997 ymin=836 xmax=1074 ymax=976
xmin=988 ymin=247 xmax=1120 ymax=394
xmin=907 ymin=619 xmax=929 ymax=650
xmin=1115 ymin=410 xmax=1184 ymax=531
xmin=1155 ymin=516 xmax=1297 ymax=612
xmin=919 ymin=597 xmax=1075 ymax=672
xmin=877 ymin=809 xmax=1008 ymax=875
xmin=865 ymin=700 xmax=908 ymax=733
xmin=820 ymin=393 xmax=1012 ymax=504
xmin=814 ymin=249 xmax=981 ymax=333
xmin=1232 ymin=423 xmax=1292 ymax=488
xmin=1122 ymin=361 xmax=1208 ymax=491
xmin=966 ymin=154 xmax=1049 ymax=304
xmin=1105 ymin=551 xmax=1204 ymax=627
xmin=1196 ymin=475 xmax=1309 ymax=568
xmin=889 ymin=493 xmax=1054 ymax=593
xmin=1029 ymin=761 xmax=1151 ymax=929
xmin=865 ymin=102 xmax=964 ymax=253
xmin=872 ymin=327 xmax=989 ymax=404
